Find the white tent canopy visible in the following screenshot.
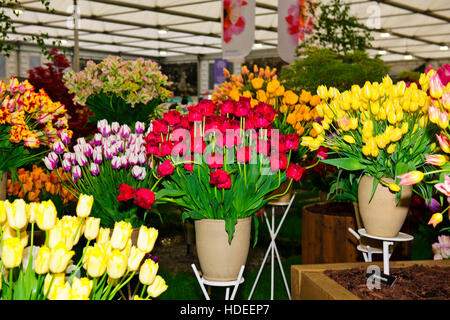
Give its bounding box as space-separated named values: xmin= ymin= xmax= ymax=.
xmin=6 ymin=0 xmax=450 ymax=62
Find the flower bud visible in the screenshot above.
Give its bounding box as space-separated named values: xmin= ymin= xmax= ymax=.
xmin=139 ymin=259 xmax=159 ymax=285
xmin=2 ymin=237 xmax=24 ymax=268
xmin=52 ymin=140 xmax=65 ymax=154
xmin=127 ymin=246 xmax=146 ymax=272
xmin=107 ymin=249 xmax=128 ymax=279
xmin=49 ymin=241 xmax=75 ymax=273
xmin=84 ymin=217 xmax=100 ymax=240
xmin=110 ymin=221 xmax=132 ymax=250
xmin=5 ymin=199 xmax=28 ymax=230
xmin=34 ymin=245 xmax=51 ymax=274
xmin=36 ymin=200 xmax=57 ymax=231
xmin=137 ymin=226 xmax=158 ymax=253
xmin=146 ymin=275 xmax=168 ymax=298
xmin=135 ymin=121 xmax=145 ymax=134
xmin=76 ymin=194 xmax=94 ymax=218
xmin=85 ymin=245 xmax=108 ymax=278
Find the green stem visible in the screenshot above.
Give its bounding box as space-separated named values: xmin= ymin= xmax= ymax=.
xmin=140 ymin=284 xmax=148 ymax=298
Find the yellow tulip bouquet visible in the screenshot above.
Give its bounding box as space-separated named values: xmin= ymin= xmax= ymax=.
xmin=301 ymin=75 xmax=438 ymax=202
xmin=393 ymin=66 xmax=450 ymax=229
xmin=0 ymin=195 xmax=167 ymax=300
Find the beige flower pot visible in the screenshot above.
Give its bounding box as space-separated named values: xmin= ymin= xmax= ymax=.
xmin=195 ymin=217 xmax=251 ymax=281
xmin=357 ymin=175 xmax=412 ymax=238
xmin=0 ymin=172 xmax=7 ymax=201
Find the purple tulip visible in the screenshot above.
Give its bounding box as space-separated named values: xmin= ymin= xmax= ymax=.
xmin=90 ymin=162 xmax=99 ymax=176
xmin=74 ymin=144 xmax=83 ymax=154
xmin=104 ymin=147 xmax=113 ymax=160
xmin=62 ymin=159 xmax=72 ymax=172
xmin=93 ymin=148 xmax=103 ymax=164
xmin=425 ymin=198 xmax=442 ymax=213
xmin=135 ymin=121 xmax=145 ymax=134
xmin=138 ymin=152 xmax=146 ymax=165
xmin=111 ymin=156 xmax=122 ymax=169
xmin=72 ymin=165 xmax=82 ymax=179
xmin=128 ymin=153 xmax=138 ymax=166
xmin=111 ymin=122 xmax=121 ymax=134
xmin=51 ymin=140 xmax=65 ymax=154
xmin=93 ymin=133 xmax=103 ymax=146
xmin=120 ymin=124 xmax=131 ymax=139
xmin=43 ymin=156 xmax=57 ymax=170
xmin=58 ymin=130 xmax=71 ymax=145
xmin=127 ymin=134 xmax=137 ymax=146
xmin=98 ymin=119 xmax=111 ymax=137
xmin=76 ymin=153 xmax=88 ymax=166
xmin=131 ymin=165 xmax=146 ymax=180
xmin=70 ymin=153 xmax=77 ymax=165
xmin=47 ymin=152 xmax=57 ymax=163
xmin=120 ymin=155 xmax=128 ymax=168
xmin=83 ymin=144 xmax=93 ymax=157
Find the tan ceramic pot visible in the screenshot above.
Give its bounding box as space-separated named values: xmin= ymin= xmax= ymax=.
xmin=195 ymin=217 xmax=251 ymax=281
xmin=0 ymin=172 xmax=7 ymax=201
xmin=358 ymin=175 xmax=412 ymax=238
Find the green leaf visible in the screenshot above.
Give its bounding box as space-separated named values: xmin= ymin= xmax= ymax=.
xmin=321 ymin=158 xmax=366 ymax=171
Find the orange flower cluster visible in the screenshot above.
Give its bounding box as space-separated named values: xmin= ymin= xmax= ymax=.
xmin=7 ymin=165 xmax=76 ymax=204
xmin=286 ymin=90 xmax=322 ymax=137
xmin=0 ymin=78 xmax=71 ymax=149
xmin=212 ymin=64 xmax=279 ymax=107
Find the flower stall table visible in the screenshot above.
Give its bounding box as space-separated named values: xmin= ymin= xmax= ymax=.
xmin=191 ymin=264 xmax=245 ymax=300
xmin=358 ymin=228 xmax=413 ymax=283
xmin=248 ymin=194 xmax=296 ymax=300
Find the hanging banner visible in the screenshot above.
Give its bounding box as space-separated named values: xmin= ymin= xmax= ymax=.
xmin=222 ymin=0 xmax=255 ymax=62
xmin=278 ymin=0 xmax=314 ymax=63
xmin=214 ymin=59 xmax=228 ymax=85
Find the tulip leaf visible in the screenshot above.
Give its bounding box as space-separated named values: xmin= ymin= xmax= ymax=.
xmin=395 ymin=162 xmax=409 ymax=179
xmin=321 ymin=158 xmax=366 ymax=171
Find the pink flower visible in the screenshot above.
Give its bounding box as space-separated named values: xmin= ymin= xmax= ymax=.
xmin=157 ymin=160 xmax=175 ymax=177
xmin=430 ymin=74 xmax=443 ymax=99
xmin=223 ymin=0 xmax=247 ymax=43
xmin=397 ymin=171 xmax=424 ymax=186
xmin=434 ymin=175 xmax=450 ymax=196
xmin=436 ymin=133 xmax=450 ymax=153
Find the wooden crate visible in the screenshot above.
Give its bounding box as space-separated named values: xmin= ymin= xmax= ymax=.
xmin=291 ymin=260 xmax=450 ymax=300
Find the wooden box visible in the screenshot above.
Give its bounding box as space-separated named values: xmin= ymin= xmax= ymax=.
xmin=291 ymin=260 xmax=450 ymax=300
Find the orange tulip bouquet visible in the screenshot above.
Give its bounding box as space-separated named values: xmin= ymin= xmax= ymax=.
xmin=0 ymin=78 xmax=71 ymax=181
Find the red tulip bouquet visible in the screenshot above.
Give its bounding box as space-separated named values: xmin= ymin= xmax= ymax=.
xmin=43 ymin=119 xmax=170 ymax=228
xmin=144 ymin=98 xmax=307 ymax=242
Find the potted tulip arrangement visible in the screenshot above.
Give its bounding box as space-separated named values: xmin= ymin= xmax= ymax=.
xmin=301 ymin=76 xmax=437 ymax=238
xmin=0 ymin=77 xmax=71 ymax=200
xmin=212 ymin=64 xmax=320 ymax=202
xmin=143 ymin=99 xmax=307 ymax=281
xmin=0 ymin=195 xmax=167 ymax=300
xmin=43 ymin=119 xmax=170 ymax=228
xmin=63 ymin=56 xmax=173 ymax=127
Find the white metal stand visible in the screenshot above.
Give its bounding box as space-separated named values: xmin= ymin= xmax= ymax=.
xmin=248 ymin=194 xmax=296 ymax=300
xmin=348 ymin=227 xmax=384 ymax=262
xmin=358 ymin=228 xmax=413 ymax=275
xmin=191 ymin=264 xmax=245 ymax=300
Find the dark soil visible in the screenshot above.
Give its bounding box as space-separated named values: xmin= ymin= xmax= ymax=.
xmin=306 ymin=201 xmax=355 ymax=217
xmin=325 ymin=264 xmax=450 ymax=300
